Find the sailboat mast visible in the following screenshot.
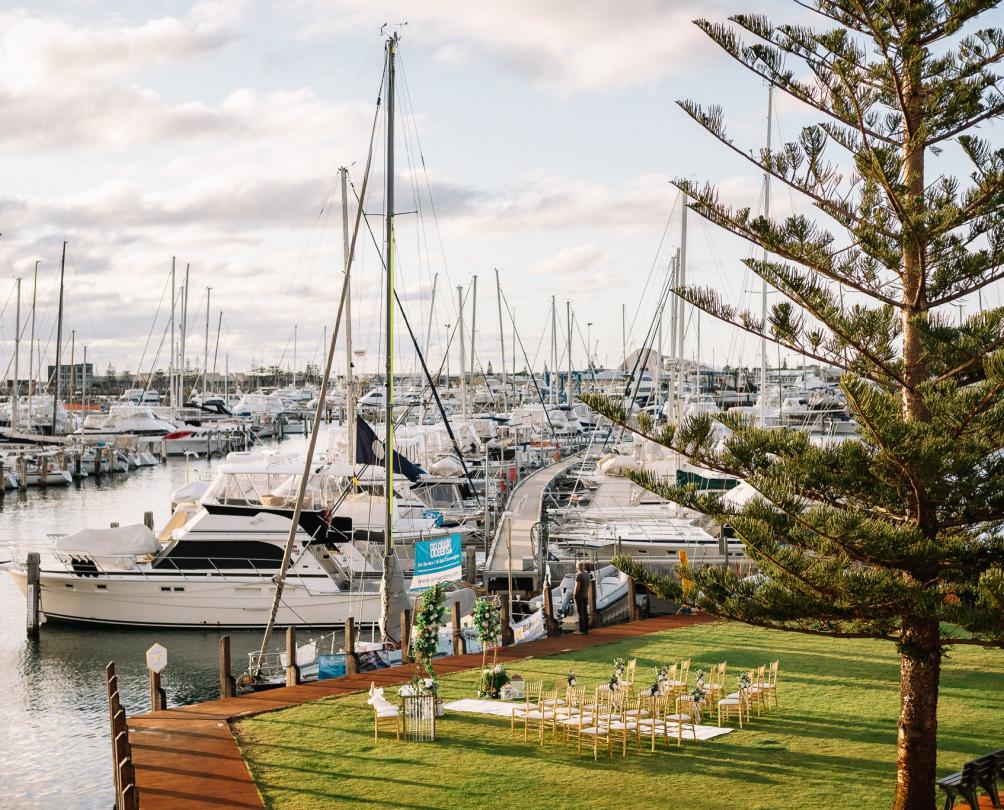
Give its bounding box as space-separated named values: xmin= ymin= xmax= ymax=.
xmin=566 ymin=300 xmax=572 ymax=405
xmin=28 ymin=260 xmax=38 ymax=399
xmin=340 ymin=166 xmax=356 ymax=464
xmin=293 ymin=325 xmax=297 ymax=388
xmin=170 ymin=258 xmax=176 ymax=407
xmin=424 ymin=272 xmax=438 ymax=361
xmin=469 ymin=274 xmax=477 ymax=401
xmin=204 ymin=287 xmax=211 ymax=400
xmin=12 ymin=277 xmax=20 ymax=432
xmin=181 ymin=263 xmax=190 ymax=403
xmin=676 ymin=201 xmax=687 ymax=411
xmin=550 ymin=296 xmax=557 ymax=405
xmin=495 ymin=267 xmax=507 ymax=411
xmin=458 ymin=284 xmax=466 ymax=417
xmin=52 ymin=241 xmax=66 ymax=434
xmin=760 ymin=85 xmax=773 ymax=428
xmin=381 ymin=32 xmax=398 ymax=640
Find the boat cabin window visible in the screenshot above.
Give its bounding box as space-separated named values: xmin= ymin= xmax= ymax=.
xmin=415 ymin=483 xmax=460 ymax=508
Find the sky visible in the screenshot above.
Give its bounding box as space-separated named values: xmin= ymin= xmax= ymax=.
xmin=1 ymin=0 xmax=1003 ymax=385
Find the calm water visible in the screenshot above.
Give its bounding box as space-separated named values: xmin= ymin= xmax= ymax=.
xmin=0 ymin=434 xmax=314 ymax=809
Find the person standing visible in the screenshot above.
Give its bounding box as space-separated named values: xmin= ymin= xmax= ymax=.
xmin=573 ymin=562 xmax=590 ymax=634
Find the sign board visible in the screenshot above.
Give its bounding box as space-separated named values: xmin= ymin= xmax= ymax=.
xmin=146 ymin=643 xmax=168 ymax=673
xmin=409 ymin=533 xmax=462 ymax=592
xmin=317 ymin=653 xmax=346 ymax=680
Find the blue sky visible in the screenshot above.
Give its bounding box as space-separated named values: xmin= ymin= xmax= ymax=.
xmin=1 ymin=1 xmax=1002 ymax=383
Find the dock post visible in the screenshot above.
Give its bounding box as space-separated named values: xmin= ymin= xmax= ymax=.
xmin=464 ymin=545 xmax=476 ymax=585
xmin=94 ymin=448 xmax=101 ymax=477
xmin=285 ymin=627 xmax=300 ymax=686
xmin=588 ymin=575 xmax=599 ymax=629
xmin=542 ymin=585 xmax=559 ymax=636
xmin=26 ymin=551 xmax=40 ymax=637
xmin=38 ymin=455 xmax=48 ymax=487
xmin=143 ymin=511 xmax=154 ymax=531
xmin=148 ymin=668 xmax=166 ymax=711
xmin=344 ymin=617 xmax=357 ymax=676
xmin=0 ymin=458 xmax=4 ymax=500
xmin=110 ymin=522 xmax=119 ymax=528
xmin=17 ymin=456 xmax=27 ymax=491
xmin=627 ymin=577 xmax=639 ymax=622
xmin=74 ymin=452 xmax=81 ymax=480
xmin=451 ymin=601 xmax=464 ymax=656
xmin=400 ymin=608 xmax=412 ymax=662
xmin=219 ymin=636 xmax=236 ymax=699
xmin=160 ymin=439 xmax=167 ymax=463
xmin=500 ymin=595 xmax=514 ymax=646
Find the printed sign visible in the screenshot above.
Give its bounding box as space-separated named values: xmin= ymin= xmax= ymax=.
xmin=409 ymin=533 xmax=462 ymax=592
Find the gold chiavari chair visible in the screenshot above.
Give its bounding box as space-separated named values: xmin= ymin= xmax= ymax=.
xmin=511 ymin=680 xmax=543 ymax=734
xmin=527 ymin=686 xmax=559 ymax=744
xmin=605 ymin=695 xmax=641 ymax=756
xmin=659 ymin=663 xmax=678 ymax=697
xmin=578 ymin=688 xmax=614 ymax=759
xmin=557 ymin=685 xmax=590 ymax=742
xmin=760 ymin=661 xmax=779 ymax=710
xmin=748 ymin=665 xmax=768 ymax=718
xmin=718 ymin=671 xmax=752 ymax=728
xmin=635 ymin=694 xmax=672 ymax=752
xmin=706 ymin=662 xmax=727 ymax=703
xmin=667 ymin=694 xmax=700 ymax=745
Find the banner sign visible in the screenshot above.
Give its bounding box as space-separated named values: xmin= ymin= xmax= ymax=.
xmin=410 ymin=533 xmax=462 ymax=592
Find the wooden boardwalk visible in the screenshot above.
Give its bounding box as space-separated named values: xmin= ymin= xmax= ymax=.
xmin=128 ymin=612 xmax=712 ymax=809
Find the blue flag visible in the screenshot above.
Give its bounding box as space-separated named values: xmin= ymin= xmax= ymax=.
xmin=355 ymin=416 xmax=425 ymax=482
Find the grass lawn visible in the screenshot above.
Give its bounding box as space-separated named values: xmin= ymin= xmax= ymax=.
xmin=234 ymin=622 xmax=1004 ymax=810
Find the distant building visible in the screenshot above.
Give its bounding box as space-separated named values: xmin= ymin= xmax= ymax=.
xmin=46 ymin=363 xmax=95 ymax=391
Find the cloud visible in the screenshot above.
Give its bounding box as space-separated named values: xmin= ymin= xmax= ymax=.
xmin=292 ymin=0 xmax=729 ymax=92
xmin=532 ymin=243 xmax=617 ymax=293
xmin=0 ymin=3 xmax=244 ymax=149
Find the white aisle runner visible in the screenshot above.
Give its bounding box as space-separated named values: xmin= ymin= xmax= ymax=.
xmin=443 ymin=698 xmax=734 ymax=740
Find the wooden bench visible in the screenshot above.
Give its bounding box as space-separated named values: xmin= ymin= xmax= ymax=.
xmin=938 ymin=754 xmax=1001 ymax=810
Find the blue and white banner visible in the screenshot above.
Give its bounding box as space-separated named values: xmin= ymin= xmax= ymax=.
xmin=409 ymin=533 xmax=462 ymax=592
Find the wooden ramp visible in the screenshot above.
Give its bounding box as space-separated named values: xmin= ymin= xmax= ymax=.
xmin=128 ymin=613 xmax=712 ymax=809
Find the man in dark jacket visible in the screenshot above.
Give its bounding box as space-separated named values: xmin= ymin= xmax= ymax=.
xmin=573 ymin=562 xmax=590 ymax=634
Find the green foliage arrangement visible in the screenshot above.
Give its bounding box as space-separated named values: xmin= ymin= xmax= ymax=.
xmin=411 ymin=583 xmax=447 ymax=680
xmin=472 ymin=598 xmax=502 ymax=648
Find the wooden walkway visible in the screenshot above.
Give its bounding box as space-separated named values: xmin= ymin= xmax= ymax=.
xmin=128 ymin=613 xmax=712 ymax=809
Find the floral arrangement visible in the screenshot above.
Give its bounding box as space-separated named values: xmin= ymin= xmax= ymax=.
xmin=411 ymin=583 xmax=448 ymax=679
xmin=479 ymin=663 xmax=511 ymax=699
xmin=567 ymin=670 xmax=577 ymax=688
xmin=690 ymin=670 xmax=707 ymax=703
xmin=608 ymin=657 xmax=626 ymax=690
xmin=737 ymin=672 xmax=752 ymax=691
xmin=399 ymin=674 xmax=438 ymax=698
xmin=648 ymin=681 xmax=661 ymax=697
xmin=472 ymin=598 xmax=502 ymax=648
xmin=655 ymin=664 xmax=669 ymax=684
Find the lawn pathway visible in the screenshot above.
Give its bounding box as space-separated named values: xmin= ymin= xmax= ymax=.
xmin=126 ymin=613 xmax=713 ymax=809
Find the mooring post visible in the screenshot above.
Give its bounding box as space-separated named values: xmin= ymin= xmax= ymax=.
xmin=148 ymin=668 xmax=166 ymax=711
xmin=400 ymin=608 xmax=412 ymax=662
xmin=285 ymin=626 xmax=300 ymax=686
xmin=542 ymin=584 xmax=559 ymax=636
xmin=219 ymin=636 xmax=236 ymax=699
xmin=74 ymin=452 xmax=82 ymax=480
xmin=17 ymin=456 xmax=27 ymax=491
xmin=627 ymin=576 xmax=639 ymax=622
xmin=143 ymin=511 xmax=154 ymax=531
xmin=464 ymin=545 xmax=476 ymax=585
xmin=588 ymin=575 xmax=599 ymax=629
xmin=451 ymin=601 xmax=463 ymax=656
xmin=26 ymin=551 xmax=40 ymax=637
xmin=500 ymin=594 xmax=514 ymax=646
xmin=344 ymin=617 xmax=357 ymax=676
xmin=160 ymin=439 xmax=167 ymax=463
xmin=110 ymin=522 xmax=119 ymax=528
xmin=94 ymin=447 xmax=101 ymax=477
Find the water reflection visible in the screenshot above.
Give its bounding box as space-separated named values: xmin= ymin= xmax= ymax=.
xmin=1 ymin=436 xmax=310 ymax=808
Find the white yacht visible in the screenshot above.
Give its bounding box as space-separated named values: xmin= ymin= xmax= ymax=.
xmin=76 ymin=405 xmax=177 ymax=437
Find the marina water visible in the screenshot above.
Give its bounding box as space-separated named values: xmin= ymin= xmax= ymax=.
xmin=1 ymin=435 xmax=317 ymax=808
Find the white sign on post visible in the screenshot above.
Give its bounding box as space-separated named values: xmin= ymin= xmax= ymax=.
xmin=146 ymin=643 xmax=168 ymax=673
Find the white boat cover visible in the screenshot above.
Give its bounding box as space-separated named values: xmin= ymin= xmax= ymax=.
xmin=55 ymin=524 xmax=159 ymax=570
xmin=172 ymin=479 xmax=210 ymax=504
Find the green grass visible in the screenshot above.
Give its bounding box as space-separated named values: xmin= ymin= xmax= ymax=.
xmin=234 ymin=622 xmax=1004 ymax=810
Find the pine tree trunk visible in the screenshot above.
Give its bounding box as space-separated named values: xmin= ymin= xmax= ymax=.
xmin=894 ymin=615 xmax=941 ymax=810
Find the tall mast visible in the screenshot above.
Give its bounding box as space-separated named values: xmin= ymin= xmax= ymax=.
xmin=550 ymin=296 xmax=557 ymax=405
xmin=52 ymin=242 xmax=66 ymax=434
xmin=292 ymin=324 xmax=297 ymax=388
xmin=424 ymin=272 xmax=438 ymax=361
xmin=566 ymin=300 xmax=573 ymax=405
xmin=212 ymin=311 xmax=222 ymax=392
xmin=469 ymin=274 xmax=477 ymax=400
xmin=170 ymin=258 xmax=176 ymax=407
xmin=676 ymin=201 xmax=688 ymax=411
xmin=340 ymin=166 xmax=356 ymax=464
xmin=668 ymin=253 xmax=680 ymax=421
xmin=82 ymin=345 xmax=88 ymax=410
xmin=28 ymin=260 xmax=38 ymax=399
xmin=760 ymin=85 xmax=773 ymax=428
xmin=494 ymin=267 xmax=507 ymax=411
xmin=69 ymin=329 xmax=75 ymax=406
xmin=12 ymin=277 xmax=20 ymax=432
xmin=458 ymin=284 xmax=467 ymax=417
xmin=381 ymin=32 xmax=398 ymax=642
xmin=181 ymin=263 xmax=190 ymax=403
xmin=204 ymin=287 xmax=211 ymax=400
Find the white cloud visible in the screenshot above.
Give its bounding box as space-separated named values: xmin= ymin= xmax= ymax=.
xmin=532 ymin=243 xmax=616 ymax=293
xmin=291 ymin=0 xmax=729 ymax=92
